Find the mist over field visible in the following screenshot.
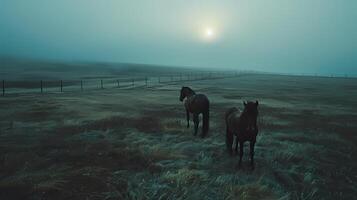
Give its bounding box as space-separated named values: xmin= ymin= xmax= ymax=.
xmin=1 ymin=0 xmax=357 ymax=75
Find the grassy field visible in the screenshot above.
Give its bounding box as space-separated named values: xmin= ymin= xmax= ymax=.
xmin=0 ymin=72 xmax=356 ymax=199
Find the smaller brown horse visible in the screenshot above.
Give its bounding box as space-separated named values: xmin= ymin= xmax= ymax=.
xmin=225 ymin=101 xmax=259 ymax=169
xmin=180 ymin=86 xmax=209 ymax=137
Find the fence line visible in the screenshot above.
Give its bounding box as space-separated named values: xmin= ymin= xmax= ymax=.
xmin=0 ymin=71 xmax=240 ymax=96
xmin=2 ymin=80 xmax=4 ymax=96
xmin=40 ymin=80 xmax=43 ymax=94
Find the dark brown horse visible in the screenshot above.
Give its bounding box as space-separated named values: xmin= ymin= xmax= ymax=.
xmin=180 ymin=87 xmax=209 ymax=137
xmin=225 ymin=101 xmax=259 ymax=169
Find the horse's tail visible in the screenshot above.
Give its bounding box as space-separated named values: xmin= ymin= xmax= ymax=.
xmin=226 ymin=125 xmax=233 ymax=154
xmin=202 ymin=108 xmax=209 ymax=137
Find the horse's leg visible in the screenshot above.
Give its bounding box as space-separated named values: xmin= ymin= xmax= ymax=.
xmin=250 ymin=141 xmax=255 ymax=170
xmin=201 ymin=110 xmax=209 ymax=138
xmin=234 ymin=135 xmax=239 ymax=154
xmin=193 ymin=113 xmax=199 ymax=136
xmin=226 ymin=128 xmax=233 ymax=155
xmin=239 ymin=141 xmax=244 ymax=168
xmin=186 ymin=109 xmax=190 ymax=128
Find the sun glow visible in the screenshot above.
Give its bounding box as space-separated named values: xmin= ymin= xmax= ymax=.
xmin=206 ymin=28 xmax=214 ymax=36
xmin=203 ymin=27 xmax=216 ymax=42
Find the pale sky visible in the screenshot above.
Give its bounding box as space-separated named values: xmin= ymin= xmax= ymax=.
xmin=1 ymin=0 xmax=356 ymax=75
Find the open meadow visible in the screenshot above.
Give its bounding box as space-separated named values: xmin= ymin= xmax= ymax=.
xmin=0 ymin=70 xmax=356 ymax=199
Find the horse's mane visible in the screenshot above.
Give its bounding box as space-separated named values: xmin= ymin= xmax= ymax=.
xmin=183 ymin=86 xmax=196 ymax=95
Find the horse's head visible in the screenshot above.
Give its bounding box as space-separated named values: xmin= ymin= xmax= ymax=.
xmin=243 ymin=101 xmax=259 ymax=131
xmin=179 ymin=87 xmax=186 ymax=101
xmin=244 ymin=101 xmax=258 ymax=113
xmin=180 ymin=86 xmax=194 ymax=101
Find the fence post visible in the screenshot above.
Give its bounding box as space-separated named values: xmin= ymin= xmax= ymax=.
xmin=117 ymin=80 xmax=120 ymax=87
xmin=40 ymin=80 xmax=43 ymax=93
xmin=101 ymin=80 xmax=103 ymax=89
xmin=2 ymin=80 xmax=4 ymax=96
xmin=81 ymin=80 xmax=83 ymax=91
xmin=60 ymin=80 xmax=63 ymax=92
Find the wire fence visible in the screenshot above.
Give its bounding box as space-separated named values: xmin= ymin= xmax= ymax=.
xmin=0 ymin=71 xmax=241 ymax=96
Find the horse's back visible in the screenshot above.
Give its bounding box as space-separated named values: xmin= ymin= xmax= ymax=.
xmin=188 ymin=94 xmax=209 ymax=113
xmin=195 ymin=94 xmax=209 ymax=103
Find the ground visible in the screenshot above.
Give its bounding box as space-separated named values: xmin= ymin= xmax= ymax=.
xmin=0 ymin=73 xmax=356 ymax=200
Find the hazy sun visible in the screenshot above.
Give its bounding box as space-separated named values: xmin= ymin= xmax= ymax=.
xmin=203 ymin=27 xmax=216 ymax=41
xmin=206 ymin=28 xmax=214 ymax=36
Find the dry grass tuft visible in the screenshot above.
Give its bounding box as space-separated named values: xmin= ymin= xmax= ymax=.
xmin=56 ymin=115 xmax=162 ymax=136
xmin=226 ymin=182 xmax=276 ymax=200
xmin=163 ymin=168 xmax=208 ymax=186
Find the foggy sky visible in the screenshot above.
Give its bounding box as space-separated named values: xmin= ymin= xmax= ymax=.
xmin=1 ymin=0 xmax=356 ymax=75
